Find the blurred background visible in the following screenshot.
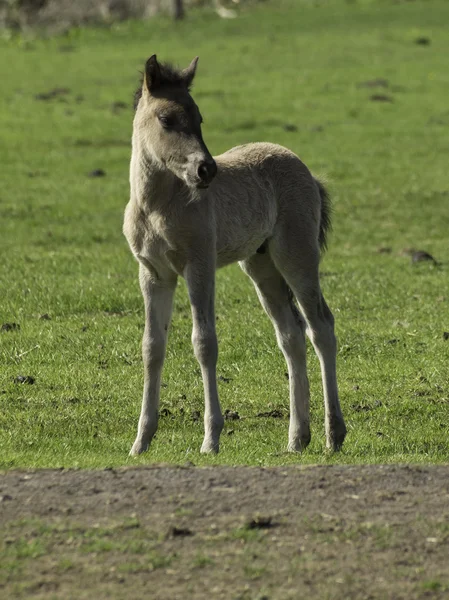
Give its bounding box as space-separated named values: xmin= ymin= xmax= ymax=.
xmin=2 ymin=0 xmax=245 ymax=31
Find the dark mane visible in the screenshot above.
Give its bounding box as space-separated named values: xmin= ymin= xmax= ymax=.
xmin=133 ymin=62 xmax=191 ymax=111
xmin=133 ymin=74 xmax=144 ymax=111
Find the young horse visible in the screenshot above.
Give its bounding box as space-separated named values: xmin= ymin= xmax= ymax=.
xmin=124 ymin=55 xmax=346 ymax=455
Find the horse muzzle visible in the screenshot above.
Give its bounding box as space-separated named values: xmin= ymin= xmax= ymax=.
xmin=196 ymin=158 xmax=217 ymax=187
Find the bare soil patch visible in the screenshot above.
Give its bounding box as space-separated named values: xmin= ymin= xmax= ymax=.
xmin=1 ymin=465 xmax=449 ymax=598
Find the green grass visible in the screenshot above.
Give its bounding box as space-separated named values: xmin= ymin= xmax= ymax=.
xmin=0 ymin=517 xmax=173 ymax=590
xmin=0 ymin=0 xmax=448 ymax=468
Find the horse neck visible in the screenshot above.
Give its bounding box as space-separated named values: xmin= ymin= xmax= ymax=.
xmin=130 ymin=137 xmax=177 ymax=210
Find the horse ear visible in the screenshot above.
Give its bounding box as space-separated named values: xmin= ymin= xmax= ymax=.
xmin=183 ymin=56 xmax=199 ymax=88
xmin=144 ymin=54 xmax=161 ymax=92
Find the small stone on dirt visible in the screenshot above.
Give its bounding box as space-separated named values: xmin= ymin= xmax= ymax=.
xmin=246 ymin=516 xmax=273 ymax=529
xmin=1 ymin=323 xmax=20 ymax=332
xmin=14 ymin=375 xmax=35 ymax=385
xmin=88 ymin=169 xmax=106 ymax=177
xmin=169 ymin=526 xmax=193 ymax=537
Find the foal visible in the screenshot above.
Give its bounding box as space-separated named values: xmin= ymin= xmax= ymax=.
xmin=124 ymin=55 xmax=346 ymax=455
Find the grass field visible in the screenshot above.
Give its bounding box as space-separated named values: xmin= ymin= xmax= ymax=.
xmin=1 ymin=0 xmax=448 ymax=469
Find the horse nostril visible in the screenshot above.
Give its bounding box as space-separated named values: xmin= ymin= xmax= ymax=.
xmin=197 ymin=162 xmax=209 ymax=182
xmin=197 ymin=159 xmax=217 ymax=183
xmin=209 ymin=159 xmax=217 ymax=179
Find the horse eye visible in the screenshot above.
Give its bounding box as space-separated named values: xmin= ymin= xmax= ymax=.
xmin=158 ymin=115 xmax=174 ymax=129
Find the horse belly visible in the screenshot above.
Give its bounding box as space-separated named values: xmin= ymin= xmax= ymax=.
xmin=215 ymin=209 xmax=274 ymax=267
xmin=214 ymin=184 xmax=277 ymax=268
xmin=216 ymin=238 xmax=266 ymax=268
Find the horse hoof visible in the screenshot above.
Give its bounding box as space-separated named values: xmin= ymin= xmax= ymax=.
xmin=287 ymin=433 xmax=311 ymax=453
xmin=129 ymin=440 xmax=149 ymax=456
xmin=326 ymin=417 xmax=347 ymax=451
xmin=200 ymin=439 xmax=220 ymax=454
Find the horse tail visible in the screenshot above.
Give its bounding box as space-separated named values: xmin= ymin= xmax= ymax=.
xmin=315 ymin=178 xmax=332 ymax=253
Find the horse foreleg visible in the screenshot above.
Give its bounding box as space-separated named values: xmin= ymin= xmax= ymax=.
xmin=130 ymin=264 xmax=177 ymax=456
xmin=185 ymin=259 xmax=224 ymax=453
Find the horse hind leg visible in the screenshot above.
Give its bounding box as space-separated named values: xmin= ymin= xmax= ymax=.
xmin=310 ymin=293 xmax=347 ymax=450
xmin=240 ymin=253 xmax=311 ymax=452
xmin=269 ymin=236 xmax=347 ymax=451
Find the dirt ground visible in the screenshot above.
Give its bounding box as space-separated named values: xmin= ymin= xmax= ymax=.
xmin=1 ymin=464 xmax=449 ymax=599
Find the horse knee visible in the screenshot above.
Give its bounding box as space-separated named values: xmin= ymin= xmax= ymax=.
xmin=277 ymin=329 xmax=306 ymax=360
xmin=320 ymin=297 xmax=335 ymax=328
xmin=142 ymin=332 xmax=165 ymax=370
xmin=192 ymin=326 xmax=218 ymax=366
xmin=312 ymin=324 xmax=336 ymax=353
xmin=306 ymin=297 xmax=337 ymax=350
